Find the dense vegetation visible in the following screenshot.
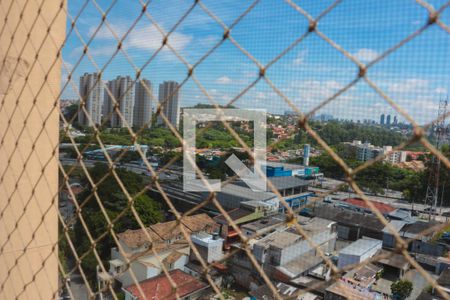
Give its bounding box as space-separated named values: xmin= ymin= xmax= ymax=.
xmin=286 ymin=120 xmax=409 ymax=148
xmin=68 ymin=164 xmax=163 ymax=281
xmin=310 ymin=145 xmax=450 ymax=205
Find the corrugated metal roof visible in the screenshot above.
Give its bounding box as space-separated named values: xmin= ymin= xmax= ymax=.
xmin=339 ymin=238 xmax=382 ymax=256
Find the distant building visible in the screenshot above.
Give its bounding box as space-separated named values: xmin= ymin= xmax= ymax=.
xmin=133 ymin=79 xmax=153 ymax=128
xmin=393 ymin=115 xmax=398 ymax=125
xmin=313 ymin=113 xmax=334 ymax=122
xmin=386 ymin=114 xmax=391 ymax=125
xmin=78 ymin=73 xmax=103 ymax=126
xmin=380 ymin=114 xmax=385 ymax=125
xmin=264 ymin=161 xmax=322 ymax=179
xmin=104 ymin=76 xmax=135 ymax=127
xmin=344 ymin=140 xmax=407 ymax=164
xmin=157 ymin=81 xmax=180 ymax=128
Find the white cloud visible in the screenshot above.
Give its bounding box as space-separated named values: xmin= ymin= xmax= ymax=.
xmin=292 ymin=50 xmax=307 ymax=66
xmin=86 ymin=23 xmax=192 ymax=56
xmin=126 ymin=25 xmax=192 ymax=53
xmin=216 ymin=76 xmax=232 ymax=84
xmin=388 ymin=78 xmax=428 ymax=93
xmin=434 ymin=87 xmax=448 ymax=94
xmin=354 ymin=48 xmax=379 ymax=62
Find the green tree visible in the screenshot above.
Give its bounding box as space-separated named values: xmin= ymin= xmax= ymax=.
xmin=73 ymin=164 xmax=163 ymax=280
xmin=391 ymin=280 xmax=413 ymax=300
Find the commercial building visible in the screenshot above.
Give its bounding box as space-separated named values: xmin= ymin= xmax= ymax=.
xmin=380 ymin=114 xmax=385 ymax=125
xmin=252 ymin=217 xmax=337 ymax=281
xmin=133 ymin=79 xmax=153 ymax=128
xmin=78 ymin=72 xmax=104 ymax=126
xmin=337 ymin=238 xmax=382 ymax=269
xmin=386 ymin=114 xmax=391 ymax=125
xmin=104 ymin=76 xmax=135 ymax=127
xmin=264 ymin=161 xmax=322 ymax=179
xmin=314 ymin=204 xmax=385 ymax=241
xmin=157 ymin=81 xmax=180 ymax=128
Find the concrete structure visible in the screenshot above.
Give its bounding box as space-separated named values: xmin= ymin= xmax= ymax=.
xmin=0 ymin=0 xmax=65 ymax=298
xmin=386 ymin=114 xmax=391 ymax=125
xmin=157 ymin=81 xmax=180 ymax=128
xmin=105 ymin=76 xmax=135 ymax=127
xmin=190 ymin=232 xmax=224 ymax=263
xmin=241 ymin=214 xmax=286 ymax=238
xmin=78 ymin=72 xmax=104 ymax=126
xmin=252 ymin=217 xmax=337 ymax=281
xmin=337 ymin=238 xmax=382 ymax=269
xmin=133 ymin=79 xmax=153 ymax=128
xmin=380 ymin=114 xmax=385 ymax=125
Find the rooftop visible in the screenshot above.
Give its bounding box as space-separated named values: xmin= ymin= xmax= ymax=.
xmin=343 ymin=198 xmax=395 ymax=214
xmin=293 ymin=216 xmax=335 ymax=236
xmin=249 ymin=283 xmax=320 ymax=300
xmin=117 ymin=213 xmax=216 ymax=249
xmin=326 ymin=280 xmax=377 ymax=300
xmin=123 ymin=269 xmax=207 ymax=300
xmin=383 ymin=220 xmax=408 ymax=237
xmin=241 ymin=214 xmax=286 ymax=232
xmin=400 ymin=221 xmax=439 ymax=236
xmin=276 ymin=253 xmax=323 ymax=279
xmin=191 ymin=232 xmax=223 ymax=246
xmin=437 ymin=268 xmax=450 ymax=287
xmin=265 ymin=161 xmax=307 ymax=170
xmin=214 ymin=208 xmax=255 ymax=225
xmin=256 ymin=230 xmax=302 ymax=249
xmin=313 ymin=204 xmax=385 ymax=231
xmin=339 ymin=238 xmax=382 ymax=256
xmin=266 ymin=176 xmax=309 ymax=191
xmin=217 ymin=183 xmax=277 ymax=202
xmin=378 ymin=250 xmax=410 ymax=270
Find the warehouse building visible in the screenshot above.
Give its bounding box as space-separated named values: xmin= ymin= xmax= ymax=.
xmin=337 ymin=238 xmax=382 ymax=269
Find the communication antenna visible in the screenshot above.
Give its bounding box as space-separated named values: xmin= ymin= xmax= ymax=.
xmin=425 ymin=97 xmax=448 ymax=220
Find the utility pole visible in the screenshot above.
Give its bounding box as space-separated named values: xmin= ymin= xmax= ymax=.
xmin=425 ymin=98 xmax=448 ymax=220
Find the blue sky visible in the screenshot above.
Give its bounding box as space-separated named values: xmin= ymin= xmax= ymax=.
xmin=62 ymin=0 xmax=450 ymax=125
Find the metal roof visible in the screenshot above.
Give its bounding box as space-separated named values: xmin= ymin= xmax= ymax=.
xmin=339 ymin=238 xmax=382 ymax=256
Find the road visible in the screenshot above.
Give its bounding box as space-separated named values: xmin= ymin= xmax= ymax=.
xmin=310 ymin=177 xmax=450 ymax=214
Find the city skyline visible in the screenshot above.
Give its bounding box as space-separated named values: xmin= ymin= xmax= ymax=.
xmin=77 ymin=72 xmax=180 ymax=128
xmin=62 ymin=0 xmax=449 ymax=125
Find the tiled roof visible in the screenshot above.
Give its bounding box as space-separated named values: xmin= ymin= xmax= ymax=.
xmin=117 ymin=228 xmax=162 ymax=249
xmin=117 ymin=214 xmax=216 ymax=249
xmin=124 ymin=269 xmax=207 ymax=300
xmin=343 ymin=198 xmax=395 ymax=214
